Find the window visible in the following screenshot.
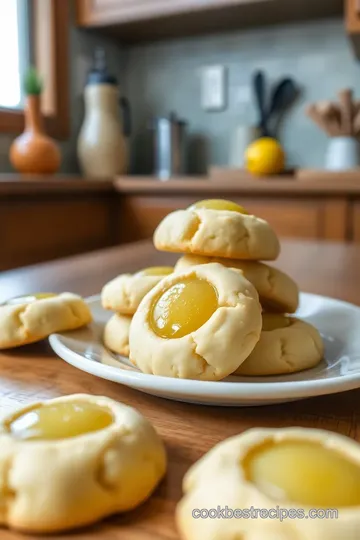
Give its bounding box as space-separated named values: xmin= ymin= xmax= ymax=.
xmin=0 ymin=0 xmax=69 ymax=139
xmin=0 ymin=0 xmax=30 ymax=109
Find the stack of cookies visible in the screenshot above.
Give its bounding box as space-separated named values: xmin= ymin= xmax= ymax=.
xmin=102 ymin=266 xmax=174 ymax=357
xmin=102 ymin=199 xmax=323 ymax=380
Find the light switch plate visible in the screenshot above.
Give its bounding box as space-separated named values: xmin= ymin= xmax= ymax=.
xmin=201 ymin=65 xmax=227 ymax=112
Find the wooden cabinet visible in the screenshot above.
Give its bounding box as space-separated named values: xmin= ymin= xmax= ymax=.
xmin=346 ymin=0 xmax=360 ymax=57
xmin=116 ymin=194 xmax=349 ymax=244
xmin=77 ymin=0 xmax=341 ymax=41
xmin=77 ymin=0 xmax=266 ymax=26
xmin=347 ymin=0 xmax=360 ymax=31
xmin=351 ymin=201 xmax=360 ymax=242
xmin=0 ymin=180 xmax=117 ymax=271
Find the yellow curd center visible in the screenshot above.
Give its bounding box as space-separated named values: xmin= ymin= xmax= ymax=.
xmin=8 ymin=401 xmax=114 ymax=441
xmin=262 ymin=314 xmax=292 ymax=332
xmin=246 ymin=440 xmax=360 ymax=507
xmin=189 ymin=199 xmax=248 ymax=214
xmin=137 ymin=266 xmax=173 ymax=276
xmin=150 ymin=277 xmax=218 ymax=339
xmin=6 ymin=293 xmax=57 ymax=305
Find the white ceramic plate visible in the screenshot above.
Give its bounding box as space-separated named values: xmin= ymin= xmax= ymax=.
xmin=49 ymin=294 xmax=360 ymax=407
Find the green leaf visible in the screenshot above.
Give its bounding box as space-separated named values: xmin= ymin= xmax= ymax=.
xmin=23 ymin=67 xmax=43 ymax=95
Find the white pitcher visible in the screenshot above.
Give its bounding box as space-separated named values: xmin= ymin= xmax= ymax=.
xmin=78 ymin=49 xmax=130 ymax=179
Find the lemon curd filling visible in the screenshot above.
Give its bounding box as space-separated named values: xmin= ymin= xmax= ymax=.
xmin=189 ymin=199 xmax=248 ymax=214
xmin=245 ymin=440 xmax=360 ymax=507
xmin=150 ymin=277 xmax=218 ymax=339
xmin=262 ymin=314 xmax=292 ymax=332
xmin=6 ymin=293 xmax=57 ymax=305
xmin=137 ymin=266 xmax=173 ymax=277
xmin=8 ymin=401 xmax=114 ymax=441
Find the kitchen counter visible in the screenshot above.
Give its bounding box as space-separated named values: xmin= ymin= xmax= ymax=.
xmin=114 ymin=172 xmax=360 ymax=196
xmin=0 ymin=174 xmax=113 ymax=198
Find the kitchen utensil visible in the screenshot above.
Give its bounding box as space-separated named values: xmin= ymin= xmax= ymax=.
xmin=151 ymin=112 xmax=187 ymax=180
xmin=325 ymin=136 xmax=360 ymax=171
xmin=252 ymin=71 xmax=268 ymax=136
xmin=305 ymin=104 xmax=333 ymax=136
xmin=338 ymin=88 xmax=354 ymax=136
xmin=252 ymin=72 xmax=299 ymax=138
xmin=78 ymin=48 xmax=131 ymax=179
xmin=315 ymin=101 xmax=341 ymax=137
xmin=354 ymin=109 xmax=360 ymax=135
xmin=266 ymin=77 xmax=299 ymax=137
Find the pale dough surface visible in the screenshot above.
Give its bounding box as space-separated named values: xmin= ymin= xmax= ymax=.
xmin=154 ymin=208 xmax=280 ymax=260
xmin=175 ymin=255 xmax=299 ymax=313
xmin=129 ymin=263 xmax=262 ymax=381
xmin=177 ymin=427 xmax=360 ymax=540
xmin=103 ymin=314 xmax=132 ymax=357
xmin=0 ymin=394 xmax=166 ymax=533
xmin=235 ymin=316 xmax=323 ymax=376
xmin=0 ymin=293 xmax=92 ymax=349
xmin=102 ymin=272 xmax=172 ymax=315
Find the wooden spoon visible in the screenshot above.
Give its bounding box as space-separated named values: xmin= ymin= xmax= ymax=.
xmin=316 ymin=101 xmax=341 ymax=136
xmin=338 ymin=88 xmax=353 ymax=136
xmin=305 ymin=104 xmax=333 ymax=136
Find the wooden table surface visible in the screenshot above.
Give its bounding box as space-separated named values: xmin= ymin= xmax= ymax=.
xmin=1 ymin=238 xmax=360 ymax=539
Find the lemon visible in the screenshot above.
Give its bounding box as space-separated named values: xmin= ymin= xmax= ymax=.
xmin=245 ymin=137 xmax=285 ymax=176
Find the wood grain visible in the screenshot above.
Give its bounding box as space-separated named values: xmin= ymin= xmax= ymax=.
xmin=0 ymin=181 xmax=116 ymax=270
xmin=0 ymin=198 xmax=114 ymax=270
xmin=350 ymin=200 xmax=360 ymax=241
xmin=1 ymin=239 xmax=360 ymax=538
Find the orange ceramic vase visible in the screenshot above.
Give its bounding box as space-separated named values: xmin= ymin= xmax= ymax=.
xmin=10 ymin=95 xmax=61 ymax=175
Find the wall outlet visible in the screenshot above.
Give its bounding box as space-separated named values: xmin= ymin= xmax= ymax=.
xmin=201 ymin=65 xmax=227 ymax=112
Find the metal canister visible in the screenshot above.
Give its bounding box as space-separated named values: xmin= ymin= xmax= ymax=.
xmin=152 ymin=112 xmax=187 ymax=180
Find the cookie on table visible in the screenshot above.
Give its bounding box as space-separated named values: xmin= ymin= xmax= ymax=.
xmin=234 ymin=314 xmax=323 ymax=376
xmin=103 ymin=313 xmax=131 ymax=357
xmin=101 ymin=266 xmax=174 ymax=315
xmin=175 ymin=255 xmax=299 ymax=313
xmin=177 ymin=427 xmax=360 ymax=540
xmin=129 ymin=263 xmax=262 ymax=381
xmin=154 ymin=199 xmax=280 ymax=261
xmin=0 ymin=394 xmax=166 ymax=533
xmin=0 ymin=293 xmax=92 ymax=349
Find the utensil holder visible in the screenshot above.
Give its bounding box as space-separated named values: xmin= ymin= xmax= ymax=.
xmin=325 ymin=136 xmax=360 ymax=171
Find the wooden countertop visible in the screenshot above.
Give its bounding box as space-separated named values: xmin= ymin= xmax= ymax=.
xmin=3 ymin=171 xmax=360 ymax=198
xmin=1 ymin=238 xmax=360 ymax=539
xmin=114 ymin=174 xmax=360 ymax=196
xmin=0 ymin=174 xmax=113 ymax=197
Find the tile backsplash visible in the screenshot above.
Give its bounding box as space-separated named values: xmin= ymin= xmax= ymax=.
xmin=124 ymin=18 xmax=359 ymax=174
